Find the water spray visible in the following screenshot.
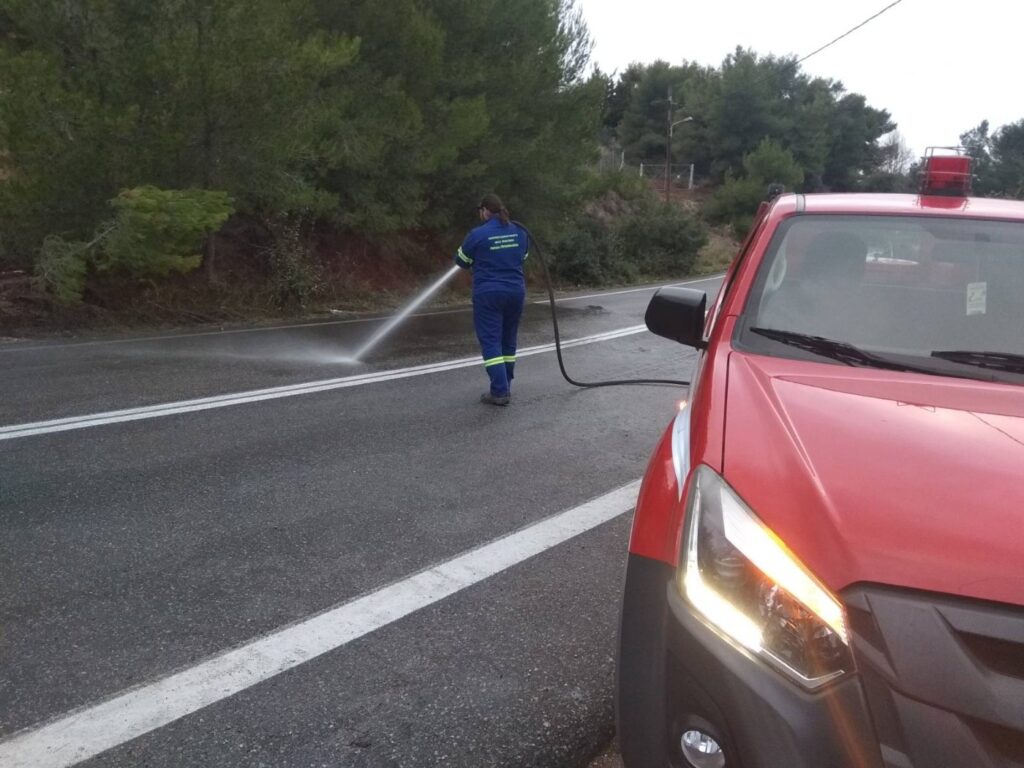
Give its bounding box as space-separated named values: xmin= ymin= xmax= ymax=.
xmin=351 ymin=264 xmax=462 ymax=362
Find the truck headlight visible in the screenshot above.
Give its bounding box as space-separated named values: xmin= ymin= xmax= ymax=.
xmin=680 ymin=466 xmax=853 ymax=689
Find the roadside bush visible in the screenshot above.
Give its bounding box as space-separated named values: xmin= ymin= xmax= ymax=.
xmin=36 ymin=236 xmax=89 ymax=305
xmin=742 ymin=138 xmax=804 ymax=190
xmin=547 ymin=201 xmax=708 ymax=285
xmin=613 ymin=203 xmax=707 ymax=277
xmin=705 ymin=176 xmax=764 ymax=237
xmin=97 ymin=187 xmax=234 ymax=279
xmin=267 ymin=216 xmax=322 ymax=309
xmin=33 ymin=186 xmax=233 ymax=303
xmin=707 ymin=139 xmax=803 ymax=237
xmin=579 ymin=168 xmax=650 ymax=203
xmin=547 ymin=171 xmax=707 ymax=285
xmin=548 ymin=215 xmax=624 ymax=285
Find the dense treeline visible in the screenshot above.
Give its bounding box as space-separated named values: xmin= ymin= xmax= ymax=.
xmin=599 ymin=53 xmax=1024 ymax=233
xmin=959 ymin=120 xmax=1024 ymax=199
xmin=0 ymin=0 xmax=601 ymax=304
xmin=2 ymin=2 xmax=1023 ymax=314
xmin=600 ymin=50 xmax=895 ymax=191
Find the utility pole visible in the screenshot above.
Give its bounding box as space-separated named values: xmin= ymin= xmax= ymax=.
xmin=664 ymin=85 xmax=673 ymax=204
xmin=664 ymin=85 xmax=694 ymax=204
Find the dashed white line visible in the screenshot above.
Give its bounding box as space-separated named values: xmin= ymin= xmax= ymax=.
xmin=0 ymin=325 xmax=648 ymax=441
xmin=0 ymin=480 xmax=641 ymax=768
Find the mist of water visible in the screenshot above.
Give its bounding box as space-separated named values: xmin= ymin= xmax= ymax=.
xmin=350 ymin=264 xmax=462 ymax=361
xmin=110 ymin=265 xmax=461 ymax=367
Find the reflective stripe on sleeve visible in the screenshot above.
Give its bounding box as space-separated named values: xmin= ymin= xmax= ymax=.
xmin=457 ymin=247 xmax=473 ymax=264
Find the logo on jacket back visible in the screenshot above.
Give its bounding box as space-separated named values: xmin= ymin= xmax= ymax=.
xmin=488 ymin=235 xmax=521 ymax=251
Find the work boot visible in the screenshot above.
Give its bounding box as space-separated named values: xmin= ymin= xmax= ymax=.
xmin=480 ymin=392 xmax=510 ymax=406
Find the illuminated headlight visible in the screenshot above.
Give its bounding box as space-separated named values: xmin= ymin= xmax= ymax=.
xmin=680 ymin=466 xmax=853 ymax=689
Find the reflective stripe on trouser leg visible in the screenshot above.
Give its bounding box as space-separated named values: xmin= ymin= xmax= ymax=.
xmin=484 ymin=357 xmax=509 ymax=396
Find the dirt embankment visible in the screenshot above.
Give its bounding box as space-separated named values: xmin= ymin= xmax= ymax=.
xmin=0 ymin=218 xmax=467 ymax=338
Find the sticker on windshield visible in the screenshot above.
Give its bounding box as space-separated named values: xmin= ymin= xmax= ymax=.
xmin=966 ymin=281 xmax=988 ymax=316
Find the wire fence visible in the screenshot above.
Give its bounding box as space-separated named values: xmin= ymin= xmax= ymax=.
xmin=593 ymin=148 xmax=696 ymax=190
xmin=594 ymin=149 xmax=697 ymax=190
xmin=595 ymin=146 xmax=626 ymax=173
xmin=637 ymin=162 xmax=695 ymax=189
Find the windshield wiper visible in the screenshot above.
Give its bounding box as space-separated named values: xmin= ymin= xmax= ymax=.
xmin=749 ymin=327 xmax=940 ymax=374
xmin=930 ymin=349 xmax=1024 ymax=374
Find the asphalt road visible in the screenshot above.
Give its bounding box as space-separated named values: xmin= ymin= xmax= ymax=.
xmin=0 ymin=274 xmax=722 ymax=768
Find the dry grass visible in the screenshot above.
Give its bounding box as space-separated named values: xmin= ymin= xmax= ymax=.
xmin=693 ymin=227 xmax=740 ymax=275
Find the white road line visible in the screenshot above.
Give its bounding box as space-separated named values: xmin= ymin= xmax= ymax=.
xmin=532 ymin=274 xmax=722 ymax=305
xmin=0 ymin=325 xmax=647 ymax=441
xmin=0 ymin=480 xmax=641 ymax=768
xmin=0 ymin=274 xmax=723 ymax=353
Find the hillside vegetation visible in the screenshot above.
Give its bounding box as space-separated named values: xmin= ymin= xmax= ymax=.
xmin=1 ymin=1 xmax=1022 ymax=330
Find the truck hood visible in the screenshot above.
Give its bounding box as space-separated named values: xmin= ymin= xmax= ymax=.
xmin=722 ymin=352 xmax=1024 ymax=606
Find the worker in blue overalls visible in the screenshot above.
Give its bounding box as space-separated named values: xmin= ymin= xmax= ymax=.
xmin=454 ymin=193 xmax=528 ymax=406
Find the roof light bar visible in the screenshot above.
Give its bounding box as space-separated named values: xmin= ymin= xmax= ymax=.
xmin=920 ymin=147 xmax=972 ymax=197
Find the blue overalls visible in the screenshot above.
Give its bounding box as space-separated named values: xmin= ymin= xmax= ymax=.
xmin=454 ymin=218 xmax=528 ymax=398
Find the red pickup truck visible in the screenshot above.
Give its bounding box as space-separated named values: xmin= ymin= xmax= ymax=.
xmin=616 ymin=154 xmax=1024 ymax=768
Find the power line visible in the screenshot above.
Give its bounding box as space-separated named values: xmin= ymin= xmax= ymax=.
xmin=723 ymin=0 xmax=909 ymax=94
xmin=728 ymin=0 xmax=908 ymax=94
xmin=797 ymin=0 xmax=907 ymax=65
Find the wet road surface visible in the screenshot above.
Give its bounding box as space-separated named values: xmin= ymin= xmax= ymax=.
xmin=1 ymin=275 xmax=722 ymax=767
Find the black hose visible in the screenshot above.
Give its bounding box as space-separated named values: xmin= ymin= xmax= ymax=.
xmin=515 ymin=221 xmax=690 ymax=389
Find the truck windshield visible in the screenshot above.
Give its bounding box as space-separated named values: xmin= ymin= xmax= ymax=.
xmin=739 ymin=214 xmax=1024 ymax=385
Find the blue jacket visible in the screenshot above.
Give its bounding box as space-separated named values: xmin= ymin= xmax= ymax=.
xmin=454 ymin=218 xmax=528 ymax=294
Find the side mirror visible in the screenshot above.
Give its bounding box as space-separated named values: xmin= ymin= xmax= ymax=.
xmin=645 ymin=287 xmax=707 ymax=348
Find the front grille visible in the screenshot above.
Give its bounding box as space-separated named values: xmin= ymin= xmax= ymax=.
xmin=844 ymin=585 xmax=1024 ymax=768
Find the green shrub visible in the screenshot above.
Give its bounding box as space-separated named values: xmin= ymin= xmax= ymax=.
xmin=36 ymin=236 xmax=89 ymax=305
xmin=267 ymin=216 xmax=322 ymax=309
xmin=706 ymin=177 xmax=765 ymax=237
xmin=34 ymin=186 xmax=233 ymax=303
xmin=707 ymin=139 xmax=804 ymax=237
xmin=580 ymin=168 xmax=650 ymax=203
xmin=743 ymin=138 xmax=804 ymax=189
xmin=547 ymin=202 xmax=708 ymax=284
xmin=613 ymin=203 xmax=708 ymax=277
xmin=548 ymin=215 xmax=623 ymax=285
xmin=98 ymin=187 xmax=234 ymax=279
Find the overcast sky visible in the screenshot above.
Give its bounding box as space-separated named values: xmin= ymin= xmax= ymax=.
xmin=576 ymin=0 xmax=1015 ymax=156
